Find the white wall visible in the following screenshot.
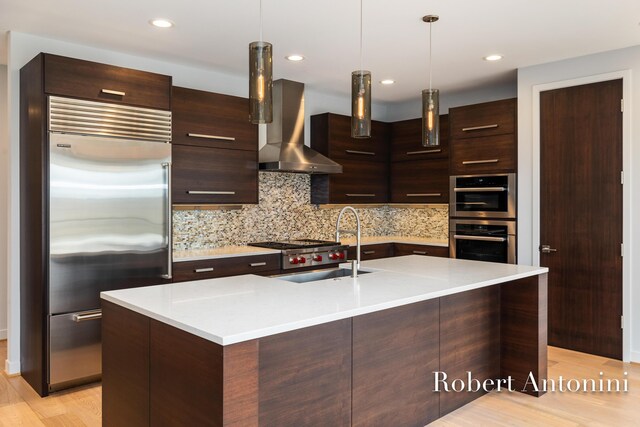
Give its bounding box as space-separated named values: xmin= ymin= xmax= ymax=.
xmin=0 ymin=64 xmax=7 ymax=341
xmin=517 ymin=45 xmax=640 ymax=362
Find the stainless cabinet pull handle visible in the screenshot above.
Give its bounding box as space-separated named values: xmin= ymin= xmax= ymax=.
xmin=194 ymin=267 xmax=214 ymax=273
xmin=407 ymin=193 xmax=441 ymax=197
xmin=540 ymin=245 xmax=557 ymax=254
xmin=187 ymin=190 xmax=236 ymax=195
xmin=462 ymin=124 xmax=499 ymax=132
xmin=453 ymin=187 xmax=506 ymax=193
xmin=461 ymin=159 xmax=499 ymax=165
xmin=187 ymin=133 xmax=236 ymax=141
xmin=73 ymin=310 xmax=102 ymax=322
xmin=101 ymin=89 xmax=126 ymax=96
xmin=363 ymin=250 xmax=376 ymax=255
xmin=453 ymin=234 xmax=506 ymax=242
xmin=346 ymin=193 xmax=376 ymax=197
xmin=250 ymin=262 xmax=267 ymax=267
xmin=162 ymin=162 xmax=172 ymax=280
xmin=406 ymin=149 xmax=441 ymax=155
xmin=345 ymin=150 xmax=376 ymax=156
xmin=413 ymin=250 xmax=427 ymax=255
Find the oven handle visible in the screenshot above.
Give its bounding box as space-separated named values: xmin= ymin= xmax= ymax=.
xmin=453 ymin=187 xmax=506 ymax=193
xmin=453 ymin=234 xmax=506 ymax=243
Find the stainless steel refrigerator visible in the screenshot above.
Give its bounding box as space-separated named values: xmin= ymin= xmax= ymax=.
xmin=47 ymin=96 xmax=172 ymax=390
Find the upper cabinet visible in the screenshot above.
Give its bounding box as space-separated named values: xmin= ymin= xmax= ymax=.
xmin=171 ymin=87 xmax=259 ymax=205
xmin=310 ymin=113 xmax=390 ymax=204
xmin=449 ymin=98 xmax=517 ymax=175
xmin=389 ymin=115 xmax=450 ymax=204
xmin=43 ymin=54 xmax=171 ymax=110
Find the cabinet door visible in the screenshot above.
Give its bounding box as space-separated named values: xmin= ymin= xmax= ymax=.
xmin=390 ymin=158 xmax=448 ymax=203
xmin=394 ymin=243 xmax=449 ymax=258
xmin=43 ymin=54 xmax=171 ymax=110
xmin=449 ymin=98 xmax=516 ymax=140
xmin=311 ymin=159 xmax=389 ymax=204
xmin=348 ymin=243 xmax=394 ymax=261
xmin=172 ymin=254 xmax=281 ymax=282
xmin=391 ymin=115 xmax=449 ymax=162
xmin=450 ymin=134 xmax=516 ymax=174
xmin=172 ymin=145 xmax=258 ymax=204
xmin=172 ymin=87 xmax=257 ymax=151
xmin=327 ymin=114 xmax=390 ymax=162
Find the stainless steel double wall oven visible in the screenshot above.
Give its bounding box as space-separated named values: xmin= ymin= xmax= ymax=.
xmin=449 ymin=173 xmax=517 ymax=264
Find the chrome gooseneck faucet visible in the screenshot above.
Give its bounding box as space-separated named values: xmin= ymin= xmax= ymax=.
xmin=335 ymin=206 xmax=361 ymax=270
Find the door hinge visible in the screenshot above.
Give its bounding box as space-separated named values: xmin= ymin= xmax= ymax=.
xmin=621 ymin=99 xmax=624 ymax=112
xmin=621 ymin=243 xmax=624 ymax=257
xmin=621 ymin=315 xmax=624 ymax=329
xmin=621 ymin=171 xmax=624 ymax=185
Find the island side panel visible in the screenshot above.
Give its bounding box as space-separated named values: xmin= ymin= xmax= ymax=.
xmin=501 ymin=273 xmax=548 ymax=396
xmin=102 ymin=300 xmax=150 ymax=427
xmin=439 ymin=286 xmax=501 ymax=416
xmin=352 ymin=299 xmax=440 ymax=427
xmin=150 ymin=319 xmax=223 ymax=426
xmin=258 ymin=319 xmax=352 ymax=426
xmin=223 ymin=340 xmax=259 ymax=427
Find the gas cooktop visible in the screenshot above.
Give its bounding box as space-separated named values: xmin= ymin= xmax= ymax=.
xmin=248 ymin=239 xmax=341 ymax=251
xmin=248 ymin=239 xmax=348 ymax=270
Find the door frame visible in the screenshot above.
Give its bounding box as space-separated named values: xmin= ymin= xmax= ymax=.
xmin=532 ymin=70 xmax=632 ymax=362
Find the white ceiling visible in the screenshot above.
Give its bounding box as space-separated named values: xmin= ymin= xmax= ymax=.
xmin=1 ymin=0 xmax=639 ymax=102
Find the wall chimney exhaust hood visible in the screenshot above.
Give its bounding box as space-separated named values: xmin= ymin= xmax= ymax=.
xmin=259 ymin=79 xmax=343 ymax=174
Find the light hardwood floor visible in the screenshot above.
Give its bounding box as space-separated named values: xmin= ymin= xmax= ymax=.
xmin=1 ymin=339 xmax=638 ymax=426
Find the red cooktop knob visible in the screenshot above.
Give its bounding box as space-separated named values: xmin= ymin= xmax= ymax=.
xmin=314 ymin=255 xmax=323 ymax=262
xmin=298 ymin=256 xmax=306 ymax=264
xmin=289 ymin=257 xmax=299 ymax=264
xmin=329 ymin=253 xmax=337 ymax=260
xmin=338 ymin=252 xmax=345 ymax=259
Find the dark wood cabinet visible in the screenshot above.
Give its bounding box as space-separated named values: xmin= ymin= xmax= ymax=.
xmin=449 ymin=98 xmax=517 ymax=175
xmin=311 ymin=113 xmax=390 ymax=204
xmin=172 ymin=254 xmax=281 ymax=282
xmin=348 ymin=243 xmax=394 ymax=261
xmin=390 ymin=115 xmax=449 ymax=162
xmin=43 ymin=54 xmax=171 ymax=110
xmin=172 ymin=144 xmax=258 ymax=205
xmin=172 ymin=86 xmax=257 ymax=151
xmin=394 ymin=243 xmax=449 ymax=258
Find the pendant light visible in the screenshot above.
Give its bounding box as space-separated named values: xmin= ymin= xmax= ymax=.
xmin=249 ymin=0 xmax=273 ymax=124
xmin=351 ymin=0 xmax=371 ymax=138
xmin=421 ymin=15 xmax=439 ymax=147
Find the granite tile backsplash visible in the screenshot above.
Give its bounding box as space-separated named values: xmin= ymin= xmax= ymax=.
xmin=173 ymin=172 xmax=448 ymax=250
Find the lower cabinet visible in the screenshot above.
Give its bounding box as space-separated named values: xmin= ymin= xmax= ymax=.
xmin=394 ymin=243 xmax=449 ymax=258
xmin=348 ymin=243 xmax=394 ymax=261
xmin=172 ymin=254 xmax=280 ymax=282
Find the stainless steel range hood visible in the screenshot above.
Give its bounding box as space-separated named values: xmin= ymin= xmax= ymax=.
xmin=259 ymin=79 xmax=343 ymax=174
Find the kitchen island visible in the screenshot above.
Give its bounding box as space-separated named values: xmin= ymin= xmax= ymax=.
xmin=101 ymin=256 xmax=548 ymax=427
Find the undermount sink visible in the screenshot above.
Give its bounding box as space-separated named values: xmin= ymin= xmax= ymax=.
xmin=274 ymin=268 xmax=372 ymax=284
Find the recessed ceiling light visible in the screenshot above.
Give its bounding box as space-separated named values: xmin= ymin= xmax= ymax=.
xmin=285 ymin=55 xmax=305 ymax=62
xmin=150 ymin=19 xmax=174 ymax=28
xmin=380 ymin=79 xmax=395 ymax=85
xmin=484 ymin=54 xmax=503 ymax=61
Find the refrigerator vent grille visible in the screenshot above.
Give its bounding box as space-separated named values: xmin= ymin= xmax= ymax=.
xmin=48 ymin=96 xmax=172 ymax=142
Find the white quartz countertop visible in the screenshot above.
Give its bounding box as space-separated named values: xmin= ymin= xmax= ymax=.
xmin=173 ymin=246 xmax=281 ymax=262
xmin=102 ymin=256 xmax=547 ymax=346
xmin=341 ymin=236 xmax=448 ymax=247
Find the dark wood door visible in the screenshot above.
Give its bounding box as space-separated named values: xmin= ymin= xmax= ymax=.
xmin=540 ymin=79 xmax=623 ymax=360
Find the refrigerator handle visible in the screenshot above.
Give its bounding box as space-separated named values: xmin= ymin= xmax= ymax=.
xmin=162 ymin=162 xmax=173 ymax=280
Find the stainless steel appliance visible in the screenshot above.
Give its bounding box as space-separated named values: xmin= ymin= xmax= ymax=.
xmin=449 ymin=219 xmax=516 ymax=264
xmin=450 ymin=173 xmax=516 ymax=219
xmin=248 ymin=239 xmax=348 ymax=270
xmin=47 ymin=96 xmax=172 ymax=391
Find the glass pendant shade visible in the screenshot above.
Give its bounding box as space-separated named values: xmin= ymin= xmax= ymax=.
xmin=249 ymin=41 xmax=273 ymax=124
xmin=422 ymin=89 xmax=440 ymax=147
xmin=351 ymin=70 xmax=371 ymax=138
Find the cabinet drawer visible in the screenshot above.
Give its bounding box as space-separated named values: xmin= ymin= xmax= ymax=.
xmin=391 ymin=115 xmax=449 ymax=162
xmin=450 ymin=134 xmax=516 ymax=175
xmin=390 ymin=159 xmax=448 ymax=204
xmin=394 ymin=243 xmax=449 ymax=258
xmin=43 ymin=54 xmax=171 ymax=110
xmin=173 ymin=254 xmax=281 ymax=282
xmin=172 ymin=87 xmax=257 ymax=151
xmin=311 ymin=159 xmax=388 ymax=204
xmin=172 ymin=145 xmax=258 ymax=204
xmin=311 ymin=114 xmax=389 ymax=162
xmin=450 ymin=98 xmax=516 ymax=140
xmin=348 ymin=243 xmax=394 ymax=261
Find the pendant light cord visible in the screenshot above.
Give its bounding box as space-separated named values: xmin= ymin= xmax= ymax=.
xmin=259 ymin=0 xmax=263 ymax=42
xmin=359 ymin=0 xmax=363 ymax=76
xmin=428 ymin=21 xmax=432 ymax=91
